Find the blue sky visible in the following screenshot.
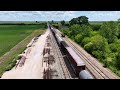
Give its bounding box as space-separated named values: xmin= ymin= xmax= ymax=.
xmin=0 ymin=11 xmax=120 ymax=21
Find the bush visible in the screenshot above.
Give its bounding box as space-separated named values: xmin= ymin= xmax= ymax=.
xmin=81 ymin=37 xmax=91 ymax=46
xmin=92 ymin=50 xmax=104 ymax=60
xmin=5 ymin=59 xmax=17 ymax=71
xmin=84 ymin=42 xmax=93 ymax=53
xmin=74 ymin=34 xmax=83 ymax=44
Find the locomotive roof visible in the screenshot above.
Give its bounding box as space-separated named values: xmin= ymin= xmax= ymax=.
xmin=66 ymin=47 xmax=85 ymax=66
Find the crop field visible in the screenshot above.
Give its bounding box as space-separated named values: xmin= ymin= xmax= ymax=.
xmin=0 ymin=25 xmax=42 ymax=57
xmin=0 ymin=25 xmax=46 ymax=76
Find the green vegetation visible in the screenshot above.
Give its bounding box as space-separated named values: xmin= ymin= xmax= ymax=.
xmin=0 ymin=24 xmax=46 ymax=77
xmin=61 ymin=16 xmax=120 ymax=77
xmin=60 ymin=20 xmax=65 ymax=26
xmin=69 ymin=16 xmax=89 ymax=26
xmin=0 ymin=21 xmax=47 ymax=25
xmin=89 ymin=21 xmax=104 ymax=25
xmin=0 ymin=25 xmax=44 ymax=57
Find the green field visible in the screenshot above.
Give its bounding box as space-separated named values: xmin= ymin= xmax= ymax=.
xmin=89 ymin=21 xmax=104 ymax=25
xmin=0 ymin=25 xmax=42 ymax=57
xmin=0 ymin=25 xmax=46 ymax=76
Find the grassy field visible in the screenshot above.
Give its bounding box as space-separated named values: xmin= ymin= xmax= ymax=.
xmin=0 ymin=25 xmax=46 ymax=76
xmin=0 ymin=25 xmax=42 ymax=57
xmin=89 ymin=21 xmax=105 ymax=25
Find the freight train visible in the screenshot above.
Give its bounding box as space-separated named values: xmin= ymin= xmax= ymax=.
xmin=55 ymin=33 xmax=85 ymax=76
xmin=49 ymin=25 xmax=94 ymax=79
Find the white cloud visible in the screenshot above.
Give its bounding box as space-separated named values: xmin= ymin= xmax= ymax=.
xmin=0 ymin=11 xmax=119 ymax=21
xmin=0 ymin=11 xmax=79 ymax=21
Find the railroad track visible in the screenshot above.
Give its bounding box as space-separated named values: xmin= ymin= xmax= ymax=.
xmin=49 ymin=29 xmax=72 ymax=79
xmin=63 ymin=36 xmax=119 ymax=79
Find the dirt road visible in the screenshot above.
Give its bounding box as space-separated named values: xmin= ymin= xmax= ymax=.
xmin=1 ymin=30 xmax=49 ymax=79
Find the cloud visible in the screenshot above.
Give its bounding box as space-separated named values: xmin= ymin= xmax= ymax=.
xmin=87 ymin=11 xmax=120 ymax=21
xmin=32 ymin=11 xmax=78 ymax=21
xmin=0 ymin=11 xmax=79 ymax=21
xmin=0 ymin=11 xmax=119 ymax=21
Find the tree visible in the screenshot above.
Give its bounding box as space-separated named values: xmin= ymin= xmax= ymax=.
xmin=115 ymin=50 xmax=120 ymax=69
xmin=51 ymin=20 xmax=54 ymax=24
xmin=90 ymin=24 xmax=101 ymax=31
xmin=109 ymin=39 xmax=120 ymax=52
xmin=52 ymin=24 xmax=59 ymax=29
xmin=78 ymin=16 xmax=89 ymax=25
xmin=69 ymin=16 xmax=89 ymax=26
xmin=108 ymin=39 xmax=120 ymax=69
xmin=74 ymin=34 xmax=83 ymax=44
xmin=117 ymin=23 xmax=120 ymax=38
xmin=69 ymin=18 xmax=79 ymax=25
xmin=81 ymin=25 xmax=93 ymax=37
xmin=81 ymin=37 xmax=91 ymax=46
xmin=63 ymin=24 xmax=93 ymax=44
xmin=69 ymin=24 xmax=82 ymax=37
xmin=100 ymin=21 xmax=119 ymax=43
xmin=118 ymin=18 xmax=120 ymax=23
xmin=61 ymin=20 xmax=65 ymax=26
xmin=84 ymin=35 xmax=109 ymax=60
xmin=61 ymin=28 xmax=69 ymax=36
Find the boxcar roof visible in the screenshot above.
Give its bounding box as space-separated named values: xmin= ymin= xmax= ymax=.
xmin=66 ymin=47 xmax=85 ymax=66
xmin=61 ymin=41 xmax=69 ymax=47
xmin=56 ymin=35 xmax=63 ymax=42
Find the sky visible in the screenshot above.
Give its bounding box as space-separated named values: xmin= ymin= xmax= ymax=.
xmin=0 ymin=11 xmax=120 ymax=21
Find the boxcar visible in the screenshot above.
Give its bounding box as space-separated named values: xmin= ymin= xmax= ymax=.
xmin=61 ymin=41 xmax=85 ymax=76
xmin=55 ymin=34 xmax=63 ymax=45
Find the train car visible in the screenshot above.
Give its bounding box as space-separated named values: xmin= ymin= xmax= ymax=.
xmin=66 ymin=47 xmax=85 ymax=76
xmin=50 ymin=28 xmax=56 ymax=36
xmin=53 ymin=29 xmax=57 ymax=34
xmin=50 ymin=28 xmax=55 ymax=36
xmin=79 ymin=70 xmax=94 ymax=79
xmin=61 ymin=41 xmax=85 ymax=76
xmin=55 ymin=29 xmax=65 ymax=37
xmin=50 ymin=25 xmax=86 ymax=77
xmin=49 ymin=25 xmax=51 ymax=29
xmin=55 ymin=34 xmax=64 ymax=45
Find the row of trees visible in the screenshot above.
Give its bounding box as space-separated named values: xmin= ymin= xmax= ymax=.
xmin=61 ymin=16 xmax=120 ymax=76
